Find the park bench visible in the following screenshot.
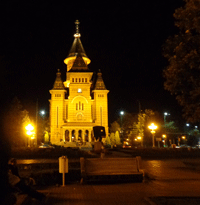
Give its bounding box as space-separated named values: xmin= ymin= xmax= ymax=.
xmin=80 ymin=156 xmax=144 ymax=183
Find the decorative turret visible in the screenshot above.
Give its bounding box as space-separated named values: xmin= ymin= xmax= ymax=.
xmin=64 ymin=20 xmax=91 ymax=71
xmin=94 ymin=70 xmax=107 ymax=90
xmin=52 ymin=69 xmax=65 ymax=90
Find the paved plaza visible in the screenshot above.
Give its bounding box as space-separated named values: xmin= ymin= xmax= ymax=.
xmin=24 ymin=152 xmax=200 ymax=204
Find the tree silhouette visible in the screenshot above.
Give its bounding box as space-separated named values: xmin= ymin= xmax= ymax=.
xmin=163 ymin=0 xmax=200 ymax=122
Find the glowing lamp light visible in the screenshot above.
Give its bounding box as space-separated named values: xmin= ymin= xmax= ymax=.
xmin=137 ymin=136 xmax=142 ymax=140
xmin=40 ymin=110 xmax=45 ymax=116
xmin=120 ymin=111 xmax=124 ymax=116
xmin=148 ymin=123 xmax=157 ymax=133
xmin=148 ymin=123 xmax=158 ymax=148
xmin=25 ymin=124 xmax=34 ymax=136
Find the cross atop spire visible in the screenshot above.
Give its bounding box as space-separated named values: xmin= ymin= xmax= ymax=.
xmin=74 ymin=20 xmax=81 ymax=38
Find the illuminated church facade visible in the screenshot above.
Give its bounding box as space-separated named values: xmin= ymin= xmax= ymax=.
xmin=49 ymin=21 xmax=109 ymax=146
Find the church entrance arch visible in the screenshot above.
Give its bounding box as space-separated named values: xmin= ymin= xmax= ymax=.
xmin=85 ymin=130 xmax=89 ymax=142
xmin=65 ymin=130 xmax=69 ymax=142
xmin=78 ymin=130 xmax=82 ymax=143
xmin=72 ymin=130 xmax=76 ymax=142
xmin=91 ymin=130 xmax=94 ymax=142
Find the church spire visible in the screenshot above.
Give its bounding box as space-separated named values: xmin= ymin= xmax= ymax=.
xmin=94 ymin=70 xmax=107 ymax=90
xmin=52 ymin=69 xmax=65 ymax=90
xmin=64 ymin=20 xmax=91 ymax=70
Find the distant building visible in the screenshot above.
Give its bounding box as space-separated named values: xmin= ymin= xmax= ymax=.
xmin=49 ymin=20 xmax=109 ymax=146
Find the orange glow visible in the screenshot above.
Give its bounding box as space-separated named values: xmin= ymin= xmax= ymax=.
xmin=25 ymin=124 xmax=35 ymax=136
xmin=148 ymin=123 xmax=157 ymax=130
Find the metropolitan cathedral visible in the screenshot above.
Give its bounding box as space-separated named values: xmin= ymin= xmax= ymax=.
xmin=49 ymin=20 xmax=109 ymax=146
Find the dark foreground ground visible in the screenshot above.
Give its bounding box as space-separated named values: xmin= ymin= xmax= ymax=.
xmin=9 ymin=148 xmax=200 ymax=204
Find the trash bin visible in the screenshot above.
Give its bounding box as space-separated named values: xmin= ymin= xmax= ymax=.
xmin=59 ymin=156 xmax=68 ymax=173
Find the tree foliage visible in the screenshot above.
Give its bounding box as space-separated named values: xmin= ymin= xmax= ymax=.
xmin=4 ymin=97 xmax=30 ymax=147
xmin=115 ymin=131 xmax=121 ymax=145
xmin=163 ymin=0 xmax=200 ymax=122
xmin=110 ymin=133 xmax=115 ymax=145
xmin=110 ymin=121 xmax=120 ymax=133
xmin=137 ymin=109 xmax=155 ymax=138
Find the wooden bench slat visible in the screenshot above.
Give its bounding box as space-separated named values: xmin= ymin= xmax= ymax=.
xmin=80 ymin=156 xmax=143 ymax=183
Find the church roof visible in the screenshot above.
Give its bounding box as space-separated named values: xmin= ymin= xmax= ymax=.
xmin=52 ymin=69 xmax=65 ymax=90
xmin=69 ymin=53 xmax=90 ymax=72
xmin=94 ymin=70 xmax=107 ymax=90
xmin=65 ymin=20 xmax=90 ymax=65
xmin=67 ymin=37 xmax=88 ymax=59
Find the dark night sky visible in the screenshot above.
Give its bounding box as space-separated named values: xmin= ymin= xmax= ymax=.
xmin=1 ymin=0 xmax=186 ymax=124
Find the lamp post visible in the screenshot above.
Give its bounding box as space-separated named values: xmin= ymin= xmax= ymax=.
xmin=25 ymin=124 xmax=35 ymax=147
xmin=164 ymin=112 xmax=170 ymax=123
xmin=120 ymin=111 xmax=124 ymax=143
xmin=148 ymin=123 xmax=157 ymax=148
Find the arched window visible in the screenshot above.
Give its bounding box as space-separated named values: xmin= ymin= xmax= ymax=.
xmin=77 ymin=114 xmax=82 ymax=120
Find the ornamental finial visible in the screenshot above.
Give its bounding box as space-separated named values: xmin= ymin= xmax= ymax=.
xmin=74 ymin=20 xmax=81 ymax=38
xmin=75 ymin=20 xmax=80 ymax=34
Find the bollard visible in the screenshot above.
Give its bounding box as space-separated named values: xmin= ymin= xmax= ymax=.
xmin=59 ymin=156 xmax=68 ymax=186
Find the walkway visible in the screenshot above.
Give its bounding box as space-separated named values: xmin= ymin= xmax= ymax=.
xmin=22 ymin=151 xmax=200 ymax=204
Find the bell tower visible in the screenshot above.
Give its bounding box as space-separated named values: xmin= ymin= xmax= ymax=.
xmin=49 ymin=21 xmax=109 ymax=146
xmin=49 ymin=69 xmax=66 ymax=144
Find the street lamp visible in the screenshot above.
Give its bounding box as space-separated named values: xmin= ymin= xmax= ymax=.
xmin=148 ymin=123 xmax=157 ymax=148
xmin=164 ymin=112 xmax=170 ymax=123
xmin=25 ymin=124 xmax=35 ymax=147
xmin=40 ymin=110 xmax=45 ymax=116
xmin=120 ymin=111 xmax=124 ymax=142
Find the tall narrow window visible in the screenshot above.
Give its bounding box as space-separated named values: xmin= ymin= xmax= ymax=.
xmin=82 ymin=78 xmax=84 ymax=82
xmin=76 ymin=103 xmax=78 ymax=110
xmin=100 ymin=106 xmax=102 ymax=126
xmin=79 ymin=101 xmax=81 ymax=110
xmin=72 ymin=78 xmax=74 ymax=82
xmin=57 ymin=107 xmax=59 ymax=128
xmin=82 ymin=103 xmax=84 ymax=110
xmin=85 ymin=78 xmax=87 ymax=82
xmin=66 ymin=105 xmax=68 ymax=119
